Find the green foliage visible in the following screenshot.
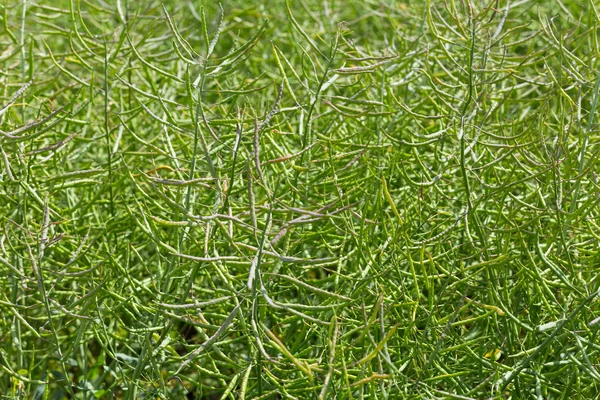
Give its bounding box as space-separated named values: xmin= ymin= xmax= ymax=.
xmin=1 ymin=0 xmax=600 ymax=398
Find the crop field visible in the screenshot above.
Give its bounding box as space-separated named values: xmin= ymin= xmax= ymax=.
xmin=1 ymin=0 xmax=600 ymax=398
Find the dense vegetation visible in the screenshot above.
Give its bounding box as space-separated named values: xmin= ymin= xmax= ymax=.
xmin=1 ymin=0 xmax=600 ymax=398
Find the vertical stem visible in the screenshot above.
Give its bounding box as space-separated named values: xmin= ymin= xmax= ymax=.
xmin=12 ymin=0 xmax=28 ymax=374
xmin=104 ymin=41 xmax=114 ymax=217
xmin=20 ymin=0 xmax=27 ymax=82
xmin=459 ymin=21 xmax=476 ymax=212
xmin=570 ymin=74 xmax=600 ymax=214
xmin=184 ymin=72 xmax=205 ymax=213
xmin=459 ymin=18 xmax=488 ymax=257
